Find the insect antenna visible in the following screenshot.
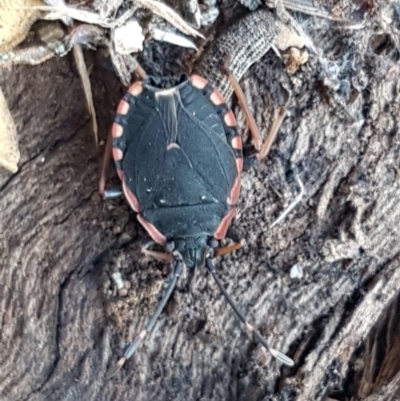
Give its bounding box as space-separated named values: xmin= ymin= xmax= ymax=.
xmin=106 ymin=258 xmax=183 ymax=379
xmin=205 ymin=258 xmax=294 ymax=367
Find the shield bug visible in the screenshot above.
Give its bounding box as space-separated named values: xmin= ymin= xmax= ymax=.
xmin=100 ymin=64 xmax=293 ymax=377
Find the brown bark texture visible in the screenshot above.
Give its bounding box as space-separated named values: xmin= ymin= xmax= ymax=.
xmin=1 ymin=1 xmax=400 ymax=400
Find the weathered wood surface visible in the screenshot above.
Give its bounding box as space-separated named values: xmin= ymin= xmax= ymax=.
xmin=1 ymin=2 xmax=400 ymax=400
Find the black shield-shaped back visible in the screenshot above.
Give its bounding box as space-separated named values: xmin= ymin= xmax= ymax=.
xmin=112 ymin=75 xmax=243 ymax=264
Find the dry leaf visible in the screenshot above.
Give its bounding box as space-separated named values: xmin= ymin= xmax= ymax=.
xmin=275 ymin=21 xmax=314 ymax=52
xmin=113 ymin=19 xmax=145 ymax=54
xmin=132 ymin=0 xmax=204 ymax=39
xmin=151 ymin=28 xmax=198 ymax=50
xmin=43 ymin=0 xmax=72 ymax=25
xmin=0 ymin=0 xmax=43 ymax=52
xmin=39 ymin=4 xmax=115 ymax=28
xmin=0 ymin=88 xmax=20 ymax=173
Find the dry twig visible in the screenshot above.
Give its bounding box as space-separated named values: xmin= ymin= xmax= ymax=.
xmin=73 ymin=44 xmax=98 ymax=144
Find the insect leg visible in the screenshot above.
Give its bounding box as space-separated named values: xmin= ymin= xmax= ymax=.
xmin=141 ymin=241 xmax=174 ymax=262
xmin=103 ymin=189 xmax=123 ymax=199
xmin=221 ymin=56 xmax=286 ymax=161
xmin=206 ymin=258 xmax=294 ymax=367
xmin=222 ymin=55 xmax=262 ymax=151
xmin=106 ymin=259 xmax=183 ymax=379
xmin=99 ymin=129 xmax=113 ymax=197
xmin=214 ymin=242 xmax=242 ymax=257
xmin=141 ymin=249 xmax=172 ymax=262
xmin=99 ymin=129 xmax=123 ymax=199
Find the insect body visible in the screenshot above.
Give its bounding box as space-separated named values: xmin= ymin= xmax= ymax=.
xmin=112 ymin=74 xmax=242 ymax=268
xmin=100 ymin=71 xmax=293 ymax=377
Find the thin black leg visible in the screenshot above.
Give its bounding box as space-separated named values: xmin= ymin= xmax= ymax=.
xmin=106 ymin=259 xmax=183 ymax=378
xmin=206 ymin=258 xmax=294 ymax=367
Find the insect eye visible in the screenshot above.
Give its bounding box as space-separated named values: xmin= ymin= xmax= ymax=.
xmin=208 ymin=238 xmax=218 ymax=249
xmin=165 ymin=241 xmax=175 ymax=252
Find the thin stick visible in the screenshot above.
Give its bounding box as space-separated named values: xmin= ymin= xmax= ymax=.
xmin=206 ymin=258 xmax=294 ymax=367
xmin=257 ymin=107 xmax=287 ymax=160
xmin=98 ymin=130 xmax=113 ymax=197
xmin=73 ymin=43 xmax=98 ymax=144
xmin=270 ymin=172 xmax=305 ymax=228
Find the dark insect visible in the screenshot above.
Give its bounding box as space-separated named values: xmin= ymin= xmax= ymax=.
xmin=99 ymin=63 xmax=293 ymax=377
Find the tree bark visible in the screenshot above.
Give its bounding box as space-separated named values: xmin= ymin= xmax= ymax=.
xmin=1 ymin=2 xmax=400 ymax=400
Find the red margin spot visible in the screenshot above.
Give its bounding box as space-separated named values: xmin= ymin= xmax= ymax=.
xmin=210 ymin=89 xmax=225 ymax=106
xmin=214 ymin=208 xmax=236 ymax=239
xmin=117 ymin=100 xmax=130 ymax=115
xmin=236 ymin=157 xmax=243 ymax=175
xmin=112 ymin=123 xmax=123 ymax=138
xmin=137 ymin=215 xmax=167 ymax=245
xmin=190 ymin=74 xmax=208 ymax=89
xmin=231 ymin=135 xmax=242 ymax=150
xmin=122 ymin=180 xmax=141 ymax=212
xmin=229 ymin=177 xmax=241 ymax=205
xmin=113 ymin=148 xmax=123 ymax=161
xmin=224 ymin=111 xmax=236 ymax=127
xmin=128 ymin=82 xmax=143 ymax=96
